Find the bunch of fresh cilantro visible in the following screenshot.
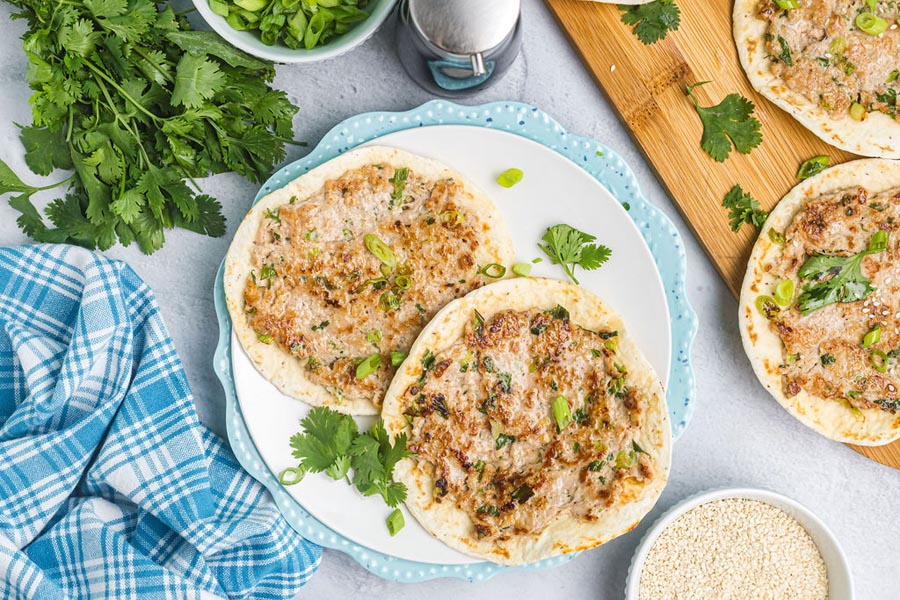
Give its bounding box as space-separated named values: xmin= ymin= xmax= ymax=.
xmin=0 ymin=0 xmax=298 ymax=253
xmin=288 ymin=407 xmax=412 ymax=510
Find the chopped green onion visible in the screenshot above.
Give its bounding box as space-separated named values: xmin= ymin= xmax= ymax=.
xmin=850 ymin=102 xmax=867 ymax=121
xmin=496 ymin=168 xmax=524 ymax=188
xmin=889 ymin=70 xmax=900 ymax=83
xmin=755 ymin=295 xmax=780 ymax=320
xmin=773 ymin=280 xmax=794 ymax=307
xmin=774 ymin=0 xmax=798 ymax=7
xmin=512 ymin=262 xmax=532 ymax=277
xmin=863 ymin=324 xmax=882 ymax=348
xmin=511 ymin=484 xmax=534 ymax=503
xmin=395 ymin=275 xmax=412 ymax=289
xmin=856 ymin=12 xmax=888 ymax=35
xmin=379 ymin=290 xmax=402 ymax=312
xmin=552 ymin=395 xmax=572 ymax=432
xmin=390 ymin=351 xmax=407 ymax=367
xmin=355 ymin=353 xmax=381 ymax=379
xmin=871 ymin=349 xmax=889 ymax=373
xmin=278 ymin=466 xmax=306 ymax=486
xmin=256 ymin=329 xmax=274 ymax=344
xmin=768 ymin=229 xmax=786 ymax=245
xmin=478 ymin=263 xmax=507 ymax=278
xmin=614 ymin=449 xmax=638 ymax=469
xmin=867 ymin=0 xmax=877 ymax=10
xmin=364 ymin=234 xmax=397 ymax=268
xmin=367 ymin=330 xmax=382 ymax=344
xmin=389 ymin=167 xmax=409 ymax=206
xmin=796 ymin=155 xmax=830 ymax=180
xmin=386 ymin=508 xmax=405 ymax=536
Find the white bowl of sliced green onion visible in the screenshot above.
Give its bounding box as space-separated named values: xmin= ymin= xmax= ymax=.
xmin=193 ymin=0 xmax=397 ymax=63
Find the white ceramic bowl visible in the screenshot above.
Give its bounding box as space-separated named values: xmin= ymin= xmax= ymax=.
xmin=625 ymin=487 xmax=853 ymax=599
xmin=192 ymin=0 xmax=397 ymax=63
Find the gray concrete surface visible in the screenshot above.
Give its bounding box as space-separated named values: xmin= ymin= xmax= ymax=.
xmin=0 ymin=1 xmax=896 ymax=598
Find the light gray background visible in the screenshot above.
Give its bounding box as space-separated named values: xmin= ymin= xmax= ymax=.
xmin=0 ymin=1 xmax=897 ymax=598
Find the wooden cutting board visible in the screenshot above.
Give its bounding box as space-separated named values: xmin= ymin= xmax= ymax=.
xmin=544 ymin=0 xmax=900 ymax=469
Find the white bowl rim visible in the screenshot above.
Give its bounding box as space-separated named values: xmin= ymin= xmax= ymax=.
xmin=191 ymin=0 xmax=397 ymax=64
xmin=624 ymin=486 xmax=853 ymax=600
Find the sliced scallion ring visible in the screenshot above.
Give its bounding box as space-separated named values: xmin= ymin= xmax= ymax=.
xmin=364 ymin=234 xmax=397 ymax=268
xmin=756 ymin=295 xmax=781 ymax=320
xmin=871 ymin=349 xmax=889 ymax=373
xmin=355 ymin=353 xmax=382 ymax=379
xmin=390 ymin=351 xmax=407 ymax=367
xmin=863 ymin=324 xmax=882 ymax=348
xmin=278 ymin=466 xmax=306 ymax=486
xmin=511 ymin=262 xmax=532 ymax=277
xmin=395 ymin=275 xmax=412 ymax=289
xmin=849 ymin=102 xmax=867 ymax=121
xmin=496 ymin=168 xmax=524 ymax=188
xmin=768 ymin=229 xmax=786 ymax=245
xmin=796 ymin=155 xmax=830 ymax=180
xmin=774 ymin=0 xmax=798 ymax=8
xmin=773 ymin=279 xmax=794 ymax=307
xmin=856 ymin=12 xmax=888 ymax=36
xmin=386 ymin=508 xmax=405 ymax=536
xmin=478 ymin=263 xmax=507 ymax=278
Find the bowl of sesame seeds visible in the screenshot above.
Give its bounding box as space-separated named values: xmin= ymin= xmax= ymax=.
xmin=625 ymin=487 xmax=852 ymax=600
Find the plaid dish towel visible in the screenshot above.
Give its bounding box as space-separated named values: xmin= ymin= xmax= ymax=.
xmin=0 ymin=245 xmax=321 ymax=599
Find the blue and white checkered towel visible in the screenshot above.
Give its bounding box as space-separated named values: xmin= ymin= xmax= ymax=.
xmin=0 ymin=245 xmax=321 ymax=599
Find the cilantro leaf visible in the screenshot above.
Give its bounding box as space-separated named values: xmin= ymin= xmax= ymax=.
xmin=796 ymin=231 xmax=889 ymax=314
xmin=687 ymin=82 xmax=763 ymax=162
xmin=289 ymin=406 xmax=358 ymax=472
xmin=171 ymin=54 xmax=226 ymax=108
xmin=286 ymin=408 xmax=412 ymax=513
xmin=722 ymin=184 xmax=768 ymax=232
xmin=538 ymin=224 xmax=612 ymax=284
xmin=18 ymin=125 xmax=73 ymax=175
xmin=619 ymin=0 xmax=681 ymax=45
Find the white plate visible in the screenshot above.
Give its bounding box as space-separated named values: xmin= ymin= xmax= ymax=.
xmin=232 ymin=125 xmax=671 ymax=565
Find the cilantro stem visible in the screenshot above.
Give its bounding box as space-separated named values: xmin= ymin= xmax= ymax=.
xmin=83 ymin=59 xmax=161 ymax=124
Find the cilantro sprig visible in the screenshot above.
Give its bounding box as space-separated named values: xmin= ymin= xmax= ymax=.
xmin=539 ymin=224 xmax=612 ymax=284
xmin=796 ymin=230 xmax=889 ymax=314
xmin=722 ymin=185 xmax=768 ymax=232
xmin=619 ymin=0 xmax=681 ymax=45
xmin=288 ymin=407 xmax=413 ymax=513
xmin=0 ymin=0 xmax=299 ymax=253
xmin=686 ymin=81 xmax=763 ymax=162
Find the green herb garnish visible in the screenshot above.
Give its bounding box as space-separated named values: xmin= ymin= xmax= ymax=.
xmin=364 ymin=234 xmax=396 ymax=269
xmin=496 ymin=168 xmax=524 ymax=188
xmin=539 ymin=224 xmax=612 ymax=284
xmin=821 ymin=353 xmax=836 ymax=366
xmin=289 ymin=408 xmax=412 ymax=513
xmin=722 ymin=185 xmax=768 ymax=232
xmin=796 ymin=231 xmax=889 ymax=314
xmin=686 ymin=82 xmax=763 ymax=162
xmin=478 ymin=263 xmax=507 ymax=278
xmin=619 ymin=0 xmax=681 ymax=45
xmin=390 ymin=351 xmax=407 ymax=367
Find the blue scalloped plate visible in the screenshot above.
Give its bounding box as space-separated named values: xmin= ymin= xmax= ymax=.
xmin=214 ymin=100 xmax=698 ymax=582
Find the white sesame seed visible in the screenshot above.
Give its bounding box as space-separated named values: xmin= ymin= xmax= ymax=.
xmin=638 ymin=499 xmax=828 ymax=600
xmin=610 ymin=64 xmax=616 ymax=73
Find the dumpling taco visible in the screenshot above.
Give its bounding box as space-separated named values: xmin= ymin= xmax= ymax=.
xmin=734 ymin=0 xmax=900 ymax=157
xmin=381 ymin=278 xmax=671 ymax=565
xmin=740 ymin=158 xmax=900 ymax=444
xmin=224 ymin=146 xmax=514 ymax=415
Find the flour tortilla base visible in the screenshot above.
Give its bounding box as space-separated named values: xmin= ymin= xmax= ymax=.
xmin=223 ymin=146 xmax=515 ymax=415
xmin=739 ymin=159 xmax=900 ymax=445
xmin=733 ymin=0 xmax=900 ymax=158
xmin=382 ymin=278 xmax=672 ymax=565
